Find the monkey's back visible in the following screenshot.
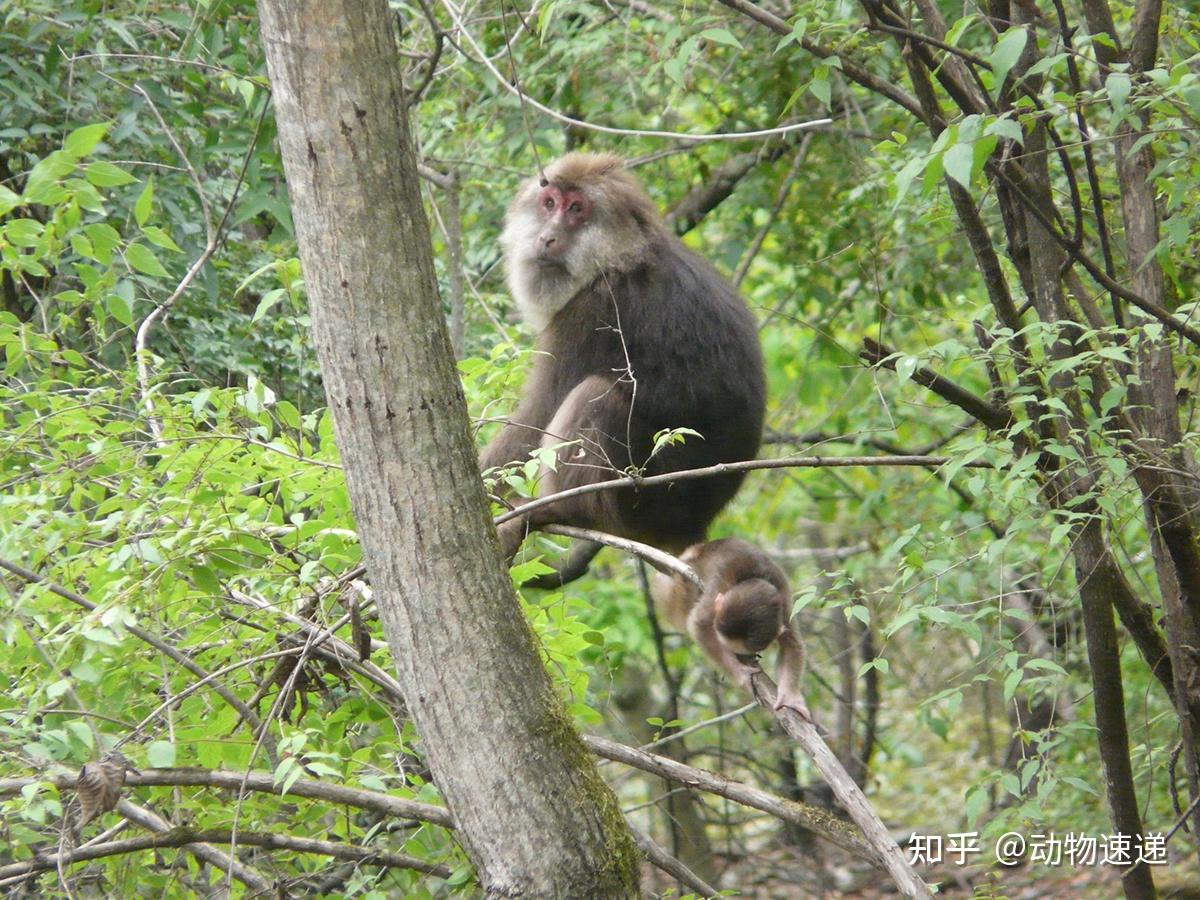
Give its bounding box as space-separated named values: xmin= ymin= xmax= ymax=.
xmin=691 ymin=538 xmax=789 ymax=595
xmin=543 ymin=236 xmax=765 ymax=546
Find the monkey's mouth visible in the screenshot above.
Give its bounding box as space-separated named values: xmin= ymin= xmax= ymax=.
xmin=534 ymin=251 xmax=569 ymax=268
xmin=735 ymin=653 xmax=761 ymax=666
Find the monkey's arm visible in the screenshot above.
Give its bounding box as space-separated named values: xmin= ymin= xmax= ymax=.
xmin=478 ymin=358 xmax=559 ymax=472
xmin=772 ymin=626 xmax=810 ymax=720
xmin=687 ymin=604 xmax=760 ymax=693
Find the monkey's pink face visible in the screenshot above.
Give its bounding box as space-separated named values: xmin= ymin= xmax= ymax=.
xmin=534 ymin=185 xmax=592 ymax=262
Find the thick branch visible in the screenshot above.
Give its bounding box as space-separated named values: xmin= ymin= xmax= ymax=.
xmin=745 ymin=672 xmax=932 ymax=899
xmin=113 ymin=800 xmax=274 ymax=894
xmin=494 ymin=454 xmax=995 ymax=527
xmin=664 ymin=146 xmax=784 ymax=235
xmin=629 ymin=828 xmax=720 ymax=898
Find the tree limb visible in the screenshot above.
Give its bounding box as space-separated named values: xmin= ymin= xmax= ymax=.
xmin=539 ymin=524 xmax=703 ymax=590
xmin=494 ymin=454 xmax=995 ymax=527
xmin=584 ymin=733 xmax=877 ymax=863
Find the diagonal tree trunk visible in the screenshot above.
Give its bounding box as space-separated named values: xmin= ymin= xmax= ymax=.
xmin=255 ymin=2 xmax=640 ymax=896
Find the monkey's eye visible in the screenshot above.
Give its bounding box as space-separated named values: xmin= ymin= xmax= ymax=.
xmin=543 ymin=196 xmax=556 ymax=210
xmin=568 ymin=201 xmax=582 ymax=213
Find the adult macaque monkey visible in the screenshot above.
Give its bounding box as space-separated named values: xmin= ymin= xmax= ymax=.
xmin=651 ymin=538 xmax=809 ymax=718
xmin=481 ymin=153 xmax=766 ymax=584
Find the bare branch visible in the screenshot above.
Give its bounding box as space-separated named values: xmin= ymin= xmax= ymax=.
xmin=113 ymin=800 xmax=273 ymax=894
xmin=539 ymin=524 xmax=703 ymax=590
xmin=0 ymin=817 xmax=450 ymax=884
xmin=584 ymin=734 xmax=877 ymax=863
xmin=745 ymin=676 xmax=933 ymax=898
xmin=717 ymin=0 xmax=924 ymax=119
xmin=629 ymin=827 xmax=720 ymax=898
xmin=494 ymin=454 xmax=993 ymax=527
xmin=134 ymin=97 xmax=269 ymax=444
xmin=664 ymin=145 xmax=786 ymax=235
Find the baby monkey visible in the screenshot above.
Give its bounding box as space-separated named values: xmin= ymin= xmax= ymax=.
xmin=651 ymin=538 xmax=809 ymax=719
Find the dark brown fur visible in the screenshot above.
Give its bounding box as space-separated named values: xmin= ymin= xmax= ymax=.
xmin=484 ymin=154 xmax=766 ymax=583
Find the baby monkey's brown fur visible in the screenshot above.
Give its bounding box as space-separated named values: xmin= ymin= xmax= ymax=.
xmin=651 ymin=538 xmax=809 ymax=718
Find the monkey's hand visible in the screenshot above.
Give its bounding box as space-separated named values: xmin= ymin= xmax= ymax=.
xmin=772 ymin=687 xmax=812 ymax=722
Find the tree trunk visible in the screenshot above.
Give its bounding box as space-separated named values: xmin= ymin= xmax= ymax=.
xmin=255 ymin=2 xmax=640 ymax=896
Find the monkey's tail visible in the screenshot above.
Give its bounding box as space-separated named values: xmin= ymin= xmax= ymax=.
xmin=523 ymin=540 xmax=603 ymax=590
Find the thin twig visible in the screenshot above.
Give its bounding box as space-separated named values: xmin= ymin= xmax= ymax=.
xmin=133 ymin=93 xmax=269 ymax=444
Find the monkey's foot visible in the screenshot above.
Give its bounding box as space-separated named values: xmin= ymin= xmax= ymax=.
xmin=772 ymin=690 xmax=812 ymax=721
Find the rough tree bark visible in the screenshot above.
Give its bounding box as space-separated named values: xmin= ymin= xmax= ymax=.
xmin=255 ymin=2 xmax=640 ymax=896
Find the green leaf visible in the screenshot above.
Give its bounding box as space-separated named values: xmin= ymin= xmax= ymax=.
xmin=1003 ymin=668 xmax=1022 ymax=702
xmin=663 ymin=56 xmax=686 ymax=86
xmin=1062 ymin=776 xmax=1099 ymax=796
xmin=275 ymin=400 xmax=302 ymax=429
xmin=1106 ymin=72 xmax=1131 ymax=112
xmin=190 ymin=564 xmax=220 ymax=594
xmin=944 ymin=14 xmax=976 ymax=47
xmin=943 ymin=142 xmax=975 ymax=187
xmin=892 ymin=156 xmax=926 ymax=208
xmin=252 ymin=288 xmax=287 ymax=323
xmin=83 ymin=162 xmax=136 ymax=187
xmin=809 ymin=70 xmax=831 ymax=107
xmin=134 ymin=176 xmax=154 ymax=226
xmin=125 ymin=243 xmax=170 ymax=278
xmin=147 ymin=740 xmax=176 ymax=767
xmin=22 ymin=151 xmax=75 ymax=203
xmin=986 ymin=117 xmax=1024 ymax=144
xmin=5 ymin=219 xmax=44 ymax=247
xmin=84 ymin=223 xmax=121 ymax=265
xmin=106 ymin=293 xmax=133 ymax=326
xmin=64 ymin=123 xmax=109 ymax=158
xmin=699 ymin=28 xmax=743 ymax=49
xmin=0 ymin=184 xmax=20 ymax=216
xmin=141 ymin=225 xmax=181 ymax=252
xmin=964 ymin=785 xmax=988 ymax=826
xmin=988 ymin=28 xmax=1029 ymax=96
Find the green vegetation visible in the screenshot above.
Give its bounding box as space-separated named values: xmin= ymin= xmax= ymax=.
xmin=1 ymin=1 xmax=1198 ymax=896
